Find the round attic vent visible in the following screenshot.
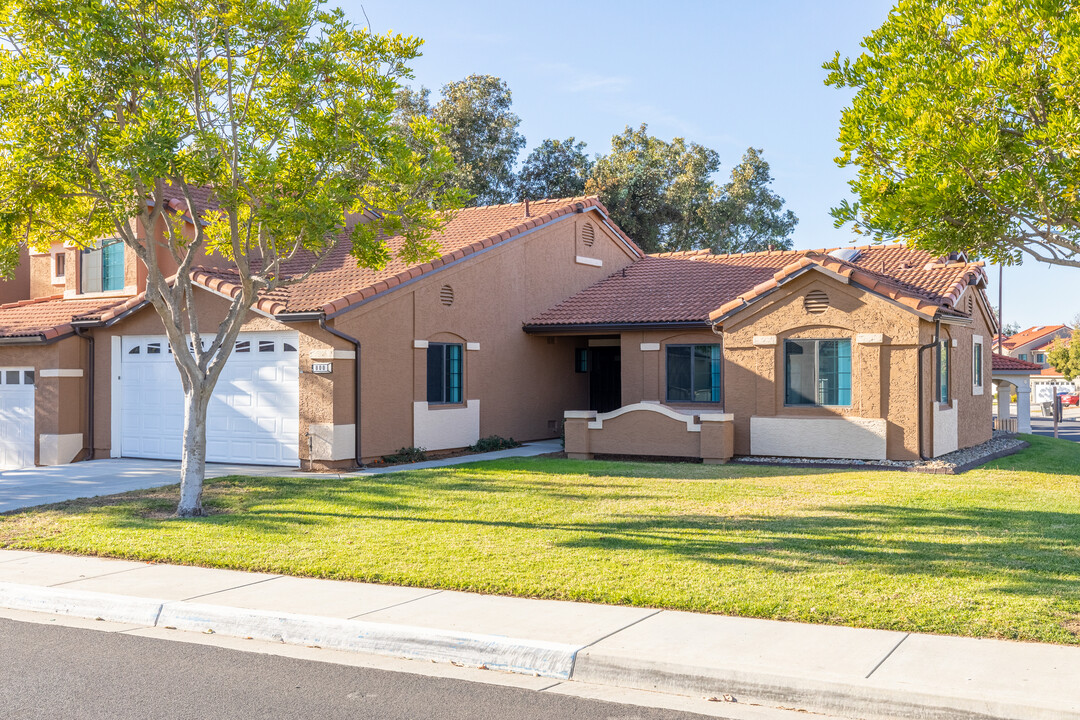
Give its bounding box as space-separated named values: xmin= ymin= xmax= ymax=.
xmin=581 ymin=222 xmax=595 ymax=247
xmin=440 ymin=284 xmax=454 ymax=307
xmin=803 ymin=289 xmax=830 ymax=314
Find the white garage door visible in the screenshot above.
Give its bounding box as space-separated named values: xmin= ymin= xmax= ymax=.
xmin=120 ymin=332 xmax=300 ymax=466
xmin=0 ymin=368 xmax=35 ymax=470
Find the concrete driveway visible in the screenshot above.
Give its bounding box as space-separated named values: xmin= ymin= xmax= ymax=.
xmin=0 ymin=459 xmax=296 ymax=513
xmin=0 ymin=440 xmax=562 ymax=513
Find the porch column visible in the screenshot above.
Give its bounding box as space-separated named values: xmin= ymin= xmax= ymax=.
xmin=1015 ymin=377 xmax=1032 ymax=434
xmin=996 ymin=380 xmax=1012 ymax=428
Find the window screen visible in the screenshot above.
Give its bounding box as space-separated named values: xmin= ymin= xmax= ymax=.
xmin=665 ymin=345 xmax=721 ymax=403
xmin=785 ymin=339 xmax=852 ymax=406
xmin=427 ymin=343 xmax=462 ymax=404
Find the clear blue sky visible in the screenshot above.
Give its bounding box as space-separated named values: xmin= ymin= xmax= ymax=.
xmin=346 ymin=0 xmax=1077 ymax=330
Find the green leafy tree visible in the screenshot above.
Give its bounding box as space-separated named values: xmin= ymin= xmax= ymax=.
xmin=1047 ymin=329 xmax=1080 ymax=380
xmin=708 ymin=148 xmax=798 ymax=254
xmin=586 ymin=125 xmax=797 ymax=254
xmin=0 ymin=0 xmax=461 ymax=516
xmin=397 ymin=75 xmax=525 ymax=206
xmin=825 ymin=0 xmax=1080 ymax=267
xmin=517 ymin=137 xmax=592 ymax=200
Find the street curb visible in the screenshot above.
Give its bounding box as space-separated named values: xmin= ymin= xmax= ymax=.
xmin=0 ymin=582 xmax=578 ymax=680
xmin=570 ymin=651 xmax=1078 ymax=720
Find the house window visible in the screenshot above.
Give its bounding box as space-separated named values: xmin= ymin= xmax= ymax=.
xmin=784 ymin=339 xmax=852 ymax=406
xmin=666 ymin=344 xmax=721 ymax=403
xmin=81 ymin=238 xmax=125 ymax=293
xmin=938 ymin=340 xmax=950 ymax=403
xmin=1019 ymin=353 xmax=1028 ymax=361
xmin=973 ymin=341 xmax=983 ymax=389
xmin=427 ymin=343 xmax=462 ymax=404
xmin=575 ymin=347 xmax=589 ymax=373
xmin=54 ymin=253 xmax=65 ymax=279
xmin=1036 ymin=353 xmax=1045 ymax=364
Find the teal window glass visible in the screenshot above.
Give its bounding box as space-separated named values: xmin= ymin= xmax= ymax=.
xmin=101 ymin=239 xmax=124 ymax=291
xmin=427 ymin=343 xmax=462 ymax=404
xmin=785 ymin=339 xmax=852 ymax=406
xmin=938 ymin=340 xmax=950 ymax=403
xmin=665 ymin=344 xmax=722 ymax=403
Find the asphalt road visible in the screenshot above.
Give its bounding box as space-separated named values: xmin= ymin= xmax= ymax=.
xmin=0 ymin=618 xmax=713 ymax=720
xmin=1029 ymin=416 xmax=1080 ymax=442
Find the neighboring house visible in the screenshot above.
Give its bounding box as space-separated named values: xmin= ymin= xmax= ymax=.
xmin=0 ymin=245 xmax=31 ymax=306
xmin=993 ymin=325 xmax=1072 ymax=367
xmin=0 ymin=194 xmax=996 ymax=470
xmin=993 ymin=325 xmax=1077 ymax=402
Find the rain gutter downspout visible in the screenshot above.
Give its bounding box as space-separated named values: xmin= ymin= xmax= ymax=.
xmin=73 ymin=326 xmax=95 ymax=461
xmin=917 ymin=319 xmax=942 ymax=461
xmin=318 ymin=316 xmax=363 ymax=469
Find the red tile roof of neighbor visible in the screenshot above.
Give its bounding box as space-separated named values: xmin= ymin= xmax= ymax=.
xmin=999 ymin=325 xmax=1070 ymax=350
xmin=992 ymin=353 xmax=1044 ymax=372
xmin=0 ymin=295 xmax=133 ymax=340
xmin=525 ymin=245 xmax=987 ymax=328
xmin=191 ymin=197 xmax=639 ymax=316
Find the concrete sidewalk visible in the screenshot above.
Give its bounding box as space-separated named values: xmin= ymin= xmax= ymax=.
xmin=0 ymin=549 xmax=1074 ymax=720
xmin=0 ymin=440 xmax=562 ymax=513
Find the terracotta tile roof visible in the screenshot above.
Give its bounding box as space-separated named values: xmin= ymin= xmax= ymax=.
xmin=156 ymin=183 xmax=219 ymax=225
xmin=526 ymin=244 xmax=986 ymax=328
xmin=992 ymin=353 xmax=1043 ymax=372
xmin=999 ymin=325 xmax=1069 ymax=350
xmin=0 ymin=295 xmax=133 ymax=340
xmin=191 ymin=196 xmax=637 ymax=316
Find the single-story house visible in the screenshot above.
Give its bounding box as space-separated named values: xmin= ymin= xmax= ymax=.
xmin=0 ymin=194 xmax=996 ymax=470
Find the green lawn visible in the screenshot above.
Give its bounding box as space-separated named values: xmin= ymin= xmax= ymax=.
xmin=2 ymin=434 xmax=1079 ymax=644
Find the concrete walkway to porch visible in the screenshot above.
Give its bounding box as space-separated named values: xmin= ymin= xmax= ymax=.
xmin=0 ymin=440 xmax=562 ymax=514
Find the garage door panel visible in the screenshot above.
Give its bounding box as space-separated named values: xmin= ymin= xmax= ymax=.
xmin=0 ymin=373 xmax=34 ymax=470
xmin=121 ymin=333 xmax=299 ymax=466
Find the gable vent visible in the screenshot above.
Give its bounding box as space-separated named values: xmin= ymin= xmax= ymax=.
xmin=966 ymin=294 xmax=974 ymax=314
xmin=439 ymin=284 xmax=454 ymax=307
xmin=803 ymin=289 xmax=830 ymax=314
xmin=581 ymin=222 xmax=595 ymax=247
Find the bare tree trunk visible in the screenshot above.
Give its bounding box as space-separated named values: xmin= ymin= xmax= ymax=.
xmin=176 ymin=384 xmax=213 ymax=518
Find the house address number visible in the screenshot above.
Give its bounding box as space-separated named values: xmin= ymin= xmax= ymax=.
xmin=312 ymin=362 xmax=333 ymax=374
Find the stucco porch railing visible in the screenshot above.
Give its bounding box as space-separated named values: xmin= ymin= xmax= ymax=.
xmin=563 ymin=402 xmax=734 ymax=464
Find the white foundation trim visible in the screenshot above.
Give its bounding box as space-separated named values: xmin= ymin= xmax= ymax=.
xmin=856 ymin=333 xmax=884 ymax=345
xmin=413 ymin=400 xmax=480 ymax=451
xmin=39 ymin=433 xmax=83 ymax=466
xmin=308 ymin=423 xmax=356 ymax=462
xmin=750 ymin=416 xmax=887 ymax=460
xmin=588 ymin=403 xmax=700 ymax=432
xmin=110 ymin=335 xmax=122 ymax=458
xmin=639 ymin=343 xmax=660 ymax=351
xmin=575 ymin=256 xmax=603 ymax=267
xmin=466 ymin=342 xmax=480 ymax=351
xmin=39 ymin=369 xmax=83 ymax=378
xmin=753 ymin=335 xmax=778 ymax=346
xmin=933 ymin=403 xmax=959 ymax=456
xmin=413 ymin=340 xmax=429 ymax=349
xmin=309 ymin=349 xmax=356 ymax=360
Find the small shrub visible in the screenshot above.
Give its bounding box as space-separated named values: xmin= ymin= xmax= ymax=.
xmin=381 ymin=446 xmax=427 ymax=464
xmin=469 ymin=435 xmax=521 ymax=453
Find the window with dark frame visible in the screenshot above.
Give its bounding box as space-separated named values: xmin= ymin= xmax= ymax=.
xmin=574 ymin=347 xmax=588 ymax=373
xmin=784 ymin=338 xmax=852 ymax=406
xmin=54 ymin=252 xmax=65 ymax=278
xmin=427 ymin=343 xmax=462 ymax=404
xmin=973 ymin=341 xmax=983 ymax=388
xmin=938 ymin=340 xmax=950 ymax=403
xmin=665 ymin=344 xmax=721 ymax=403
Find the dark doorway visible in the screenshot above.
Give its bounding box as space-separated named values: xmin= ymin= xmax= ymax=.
xmin=589 ymin=346 xmax=622 ymax=413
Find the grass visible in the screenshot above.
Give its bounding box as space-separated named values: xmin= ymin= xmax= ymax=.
xmin=2 ymin=434 xmax=1079 ymax=644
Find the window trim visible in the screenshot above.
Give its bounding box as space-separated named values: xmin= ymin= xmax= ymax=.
xmin=938 ymin=340 xmax=951 ymax=405
xmin=972 ymin=336 xmax=984 ymax=395
xmin=664 ymin=343 xmax=722 ymax=404
xmin=427 ymin=342 xmax=463 ymax=405
xmin=783 ymin=337 xmax=853 ymax=408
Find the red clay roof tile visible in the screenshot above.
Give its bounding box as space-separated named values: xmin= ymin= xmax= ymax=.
xmin=0 ymin=295 xmax=136 ymax=339
xmin=992 ymin=353 xmax=1043 ymax=372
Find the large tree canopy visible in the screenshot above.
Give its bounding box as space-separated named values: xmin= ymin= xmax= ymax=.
xmin=586 ymin=125 xmax=797 ymax=254
xmin=397 ymin=74 xmax=524 ymax=206
xmin=825 ymin=0 xmax=1080 ymax=267
xmin=0 ymin=0 xmax=460 ymax=515
xmin=517 ymin=137 xmax=592 ymax=201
